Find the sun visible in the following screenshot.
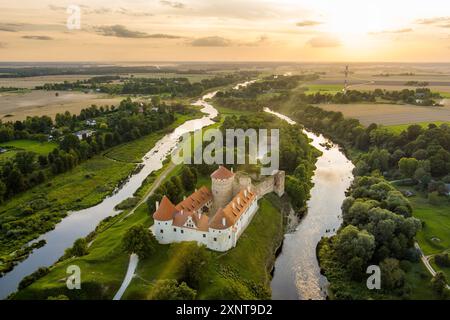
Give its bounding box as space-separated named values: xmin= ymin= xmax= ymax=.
xmin=325 ymin=2 xmax=383 ymax=37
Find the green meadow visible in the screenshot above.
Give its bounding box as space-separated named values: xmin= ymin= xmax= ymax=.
xmin=386 ymin=122 xmax=450 ymax=134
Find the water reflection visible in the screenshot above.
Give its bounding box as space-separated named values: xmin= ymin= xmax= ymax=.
xmin=265 ymin=108 xmax=354 ymax=300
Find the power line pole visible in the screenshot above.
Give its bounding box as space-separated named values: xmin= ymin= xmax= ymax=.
xmin=343 ymin=64 xmax=349 ymax=94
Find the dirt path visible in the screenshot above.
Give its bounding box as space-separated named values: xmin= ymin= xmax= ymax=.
xmin=415 ymin=242 xmax=450 ymax=290
xmin=121 ymin=161 xmax=176 ymax=220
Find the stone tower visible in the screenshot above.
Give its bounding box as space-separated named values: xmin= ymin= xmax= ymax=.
xmin=211 ymin=166 xmax=235 ymax=210
xmin=273 ymin=170 xmax=285 ymax=197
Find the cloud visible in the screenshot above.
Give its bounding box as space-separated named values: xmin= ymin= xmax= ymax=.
xmin=416 ymin=16 xmax=450 ymax=25
xmin=160 ymin=1 xmax=185 ymax=9
xmin=48 ymin=5 xmax=66 ymax=11
xmin=369 ymin=28 xmax=413 ymax=35
xmin=190 ymin=36 xmax=232 ymax=47
xmin=95 ymin=25 xmax=181 ymax=39
xmin=50 ymin=5 xmax=153 ymax=17
xmin=116 ymin=8 xmax=154 ymax=17
xmin=0 ymin=26 xmax=16 ymax=32
xmin=240 ymin=35 xmax=270 ymax=47
xmin=306 ymin=35 xmax=341 ymax=48
xmin=296 ymin=20 xmax=322 ymax=27
xmin=22 ymin=35 xmax=54 ymax=40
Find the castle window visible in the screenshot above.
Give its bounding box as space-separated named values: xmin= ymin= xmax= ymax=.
xmin=229 ymin=235 xmax=231 ymax=239
xmin=173 ymin=228 xmax=176 ymax=232
xmin=203 ymin=234 xmax=206 ymax=238
xmin=160 ymin=230 xmax=163 ymax=233
xmin=214 ymin=237 xmax=217 ymax=241
xmin=181 ymin=230 xmax=184 ymax=234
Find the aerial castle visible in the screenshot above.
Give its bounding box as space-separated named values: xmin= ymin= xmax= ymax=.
xmin=152 ymin=166 xmax=285 ymax=252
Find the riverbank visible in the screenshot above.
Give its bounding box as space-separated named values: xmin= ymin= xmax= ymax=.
xmin=0 ymin=111 xmax=201 ymax=278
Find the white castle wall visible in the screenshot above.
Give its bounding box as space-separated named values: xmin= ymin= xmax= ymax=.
xmin=154 ymin=220 xmax=174 ymax=244
xmin=152 ymin=170 xmax=284 ymax=252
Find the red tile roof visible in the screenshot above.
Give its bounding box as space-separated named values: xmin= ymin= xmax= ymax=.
xmin=175 ymin=186 xmax=212 ymax=214
xmin=153 ymin=196 xmax=178 ymax=221
xmin=209 ymin=188 xmax=256 ymax=229
xmin=210 ymin=166 xmax=234 ymax=180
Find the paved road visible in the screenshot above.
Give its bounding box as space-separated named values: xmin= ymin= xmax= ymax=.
xmin=113 ymin=254 xmax=139 ymax=300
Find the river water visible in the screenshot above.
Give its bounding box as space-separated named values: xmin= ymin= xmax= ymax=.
xmin=0 ymin=90 xmax=220 ymax=299
xmin=265 ymin=108 xmax=354 ymax=300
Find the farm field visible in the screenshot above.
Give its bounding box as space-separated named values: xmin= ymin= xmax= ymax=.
xmin=0 ymin=75 xmax=96 ymax=89
xmin=319 ymin=103 xmax=450 ymax=126
xmin=0 ymin=90 xmax=124 ymax=121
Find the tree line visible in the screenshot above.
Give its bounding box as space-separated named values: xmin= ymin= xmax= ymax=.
xmin=0 ymin=99 xmax=181 ymax=203
xmin=36 ymin=72 xmax=259 ymax=98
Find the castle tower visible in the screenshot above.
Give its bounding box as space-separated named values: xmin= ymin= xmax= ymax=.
xmin=273 ymin=170 xmax=285 ymax=197
xmin=211 ymin=166 xmax=235 ymax=210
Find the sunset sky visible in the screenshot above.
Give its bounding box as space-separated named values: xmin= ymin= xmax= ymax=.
xmin=0 ymin=0 xmax=449 ymax=62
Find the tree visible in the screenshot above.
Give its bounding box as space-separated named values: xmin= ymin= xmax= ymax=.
xmin=60 ymin=134 xmax=80 ymax=152
xmin=431 ymin=272 xmax=448 ymax=297
xmin=181 ymin=166 xmax=196 ymax=191
xmin=398 ymin=157 xmax=418 ymax=179
xmin=333 ymin=225 xmax=375 ymax=279
xmin=380 ymin=258 xmax=406 ymax=290
xmin=66 ymin=238 xmax=88 ymax=257
xmin=7 ymin=169 xmax=26 ymax=194
xmin=122 ymin=225 xmax=157 ymax=258
xmin=177 ymin=243 xmax=211 ymax=289
xmin=148 ymin=280 xmax=196 ymax=300
xmin=15 ymin=151 xmax=37 ymax=175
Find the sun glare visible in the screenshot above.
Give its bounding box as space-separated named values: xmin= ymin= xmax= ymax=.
xmin=326 ymin=3 xmax=383 ymax=37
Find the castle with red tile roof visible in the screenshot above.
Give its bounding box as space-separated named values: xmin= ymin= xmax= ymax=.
xmin=152 ymin=166 xmax=284 ymax=251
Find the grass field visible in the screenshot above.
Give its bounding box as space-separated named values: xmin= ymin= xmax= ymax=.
xmin=386 ymin=121 xmax=450 ymax=134
xmin=105 ymin=113 xmax=200 ymax=163
xmin=123 ymin=197 xmax=282 ymax=300
xmin=0 ymin=155 xmax=135 ymax=269
xmin=319 ymin=103 xmax=450 ymax=126
xmin=408 ymin=193 xmax=450 ymax=256
xmin=0 ymin=139 xmax=57 ymax=156
xmin=299 ymin=84 xmax=343 ymax=95
xmin=14 ymin=168 xmax=283 ymax=300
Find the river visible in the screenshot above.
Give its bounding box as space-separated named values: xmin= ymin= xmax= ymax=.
xmin=265 ymin=108 xmax=354 ymax=300
xmin=0 ymin=90 xmax=220 ymax=299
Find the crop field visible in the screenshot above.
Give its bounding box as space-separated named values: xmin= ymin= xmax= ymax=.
xmin=319 ymin=103 xmax=450 ymax=126
xmin=0 ymin=90 xmax=124 ymax=121
xmin=0 ymin=75 xmax=95 ymax=89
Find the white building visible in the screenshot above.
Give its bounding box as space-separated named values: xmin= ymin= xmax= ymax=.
xmin=152 ymin=166 xmax=275 ymax=252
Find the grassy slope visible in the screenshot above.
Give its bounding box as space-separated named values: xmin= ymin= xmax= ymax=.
xmin=123 ymin=198 xmax=283 ymax=300
xmin=0 ymin=156 xmax=135 ymax=260
xmin=104 ymin=113 xmax=200 ymax=163
xmin=0 ymin=112 xmax=202 ymax=271
xmin=13 ymin=203 xmax=150 ymax=300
